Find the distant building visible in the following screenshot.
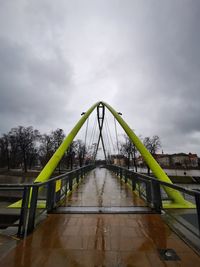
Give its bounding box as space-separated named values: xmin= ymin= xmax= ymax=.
xmin=111 ymin=152 xmax=199 ymax=169
xmin=137 ymin=155 xmax=144 ymax=167
xmin=154 ymin=154 xmax=170 ymax=167
xmin=188 ymin=153 xmax=199 ymax=167
xmin=111 ymin=155 xmax=126 ymax=166
xmin=155 ymin=153 xmax=199 ymax=168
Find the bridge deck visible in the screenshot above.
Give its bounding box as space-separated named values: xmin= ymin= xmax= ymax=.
xmin=1 ymin=213 xmax=200 ymax=266
xmin=62 ymin=167 xmax=145 ymax=208
xmin=1 ymin=168 xmax=200 ymax=266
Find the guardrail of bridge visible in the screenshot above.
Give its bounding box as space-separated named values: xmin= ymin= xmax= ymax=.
xmin=0 ymin=164 xmax=95 ymax=238
xmin=106 ymin=164 xmax=200 ymax=242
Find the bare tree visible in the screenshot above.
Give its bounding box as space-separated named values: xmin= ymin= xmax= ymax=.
xmin=143 ymin=135 xmax=161 ymax=175
xmin=51 ymin=129 xmax=65 ymax=151
xmin=66 ymin=141 xmax=76 ymax=170
xmin=27 ymin=145 xmax=39 ymax=170
xmin=8 ymin=126 xmax=40 ymax=172
xmin=8 ymin=132 xmax=20 ymax=169
xmin=0 ymin=126 xmax=89 ymax=173
xmin=75 ymin=139 xmax=86 ymax=167
xmin=39 ymin=129 xmax=65 ymax=171
xmin=51 ymin=129 xmax=65 ymax=172
xmin=39 ymin=134 xmax=54 ymax=167
xmin=120 ymin=134 xmax=138 ymax=170
xmin=0 ymin=135 xmax=10 ymax=169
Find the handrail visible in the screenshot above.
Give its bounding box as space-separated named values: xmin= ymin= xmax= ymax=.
xmin=0 ymin=165 xmax=94 ymax=188
xmin=106 ymin=164 xmax=200 ymax=245
xmin=0 ymin=165 xmax=95 ymax=237
xmin=1 ymin=164 xmax=199 ymax=197
xmin=109 ymin=165 xmax=200 ymax=197
xmin=1 ymin=165 xmax=200 ymax=239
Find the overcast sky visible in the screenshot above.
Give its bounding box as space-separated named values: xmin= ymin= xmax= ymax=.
xmin=0 ymin=0 xmax=200 ymax=155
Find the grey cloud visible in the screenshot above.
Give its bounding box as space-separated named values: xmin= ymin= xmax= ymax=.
xmin=0 ymin=0 xmax=200 ymax=155
xmin=0 ymin=36 xmax=73 ymax=133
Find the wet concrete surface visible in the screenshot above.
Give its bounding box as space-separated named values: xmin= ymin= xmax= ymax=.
xmin=0 ymin=234 xmax=19 ymax=261
xmin=1 ymin=213 xmax=200 ymax=266
xmin=63 ymin=167 xmax=145 ymax=208
xmin=1 ymin=168 xmax=200 ymax=266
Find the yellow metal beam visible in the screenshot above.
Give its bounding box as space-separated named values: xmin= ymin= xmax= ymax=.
xmin=102 ymin=101 xmax=193 ymax=208
xmin=34 ymin=101 xmax=100 ymax=183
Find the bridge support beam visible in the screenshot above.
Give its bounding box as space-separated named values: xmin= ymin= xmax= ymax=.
xmin=102 ymin=101 xmax=193 ymax=208
xmin=34 ymin=102 xmax=99 ymax=183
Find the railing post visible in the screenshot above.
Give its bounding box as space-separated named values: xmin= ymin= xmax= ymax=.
xmin=116 ymin=167 xmax=118 ymax=176
xmin=194 ymin=192 xmax=200 ymax=235
xmin=138 ymin=181 xmax=141 ymax=197
xmin=64 ymin=175 xmax=69 ymax=195
xmin=76 ymin=170 xmax=79 ymax=184
xmin=120 ymin=169 xmax=122 ymax=180
xmin=69 ymin=174 xmax=73 ymax=191
xmin=145 ymin=181 xmax=152 ymax=205
xmin=80 ymin=168 xmax=83 ymax=179
xmin=131 ymin=174 xmax=136 ymax=191
xmin=18 ymin=186 xmax=31 ymax=237
xmin=152 ymin=180 xmax=162 ymax=213
xmin=125 ymin=171 xmax=128 ymax=183
xmin=27 ymin=186 xmax=39 ymax=234
xmin=47 ymin=181 xmax=56 ymax=212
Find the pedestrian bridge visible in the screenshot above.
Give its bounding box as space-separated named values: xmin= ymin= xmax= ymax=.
xmin=1 ymin=101 xmax=200 ymax=266
xmin=54 ymin=167 xmax=148 ymax=214
xmin=1 ymin=166 xmax=200 ymax=266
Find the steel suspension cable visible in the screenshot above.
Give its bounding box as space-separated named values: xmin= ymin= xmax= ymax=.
xmin=88 ymin=116 xmax=97 ymax=153
xmin=105 ymin=117 xmax=116 ymax=154
xmin=103 ymin=118 xmax=112 ymax=156
xmin=91 ymin=118 xmax=98 ymax=159
xmin=84 ymin=117 xmax=89 ymax=148
xmin=114 ymin=117 xmax=120 ymax=156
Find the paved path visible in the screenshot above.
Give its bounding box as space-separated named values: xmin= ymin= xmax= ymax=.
xmin=1 ymin=213 xmax=200 ymax=267
xmin=62 ymin=167 xmax=145 ymax=207
xmin=1 ymin=168 xmax=200 ymax=266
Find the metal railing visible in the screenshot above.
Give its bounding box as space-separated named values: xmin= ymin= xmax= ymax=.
xmin=1 ymin=163 xmax=200 ymax=244
xmin=106 ymin=164 xmax=200 ymax=237
xmin=0 ymin=165 xmax=95 ymax=237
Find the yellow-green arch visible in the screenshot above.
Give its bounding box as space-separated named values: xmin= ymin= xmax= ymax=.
xmin=34 ymin=101 xmax=99 ymax=183
xmin=103 ymin=102 xmax=193 ymax=208
xmin=11 ymin=101 xmax=194 ymax=208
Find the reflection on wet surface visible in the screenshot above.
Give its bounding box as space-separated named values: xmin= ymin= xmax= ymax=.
xmin=1 ymin=214 xmax=200 ymax=267
xmin=63 ymin=167 xmax=145 ymax=207
xmin=1 ymin=168 xmax=200 ymax=266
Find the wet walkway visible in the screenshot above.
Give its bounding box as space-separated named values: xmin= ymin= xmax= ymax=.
xmin=1 ymin=214 xmax=200 ymax=267
xmin=62 ymin=167 xmax=145 ymax=208
xmin=1 ymin=168 xmax=200 ymax=266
